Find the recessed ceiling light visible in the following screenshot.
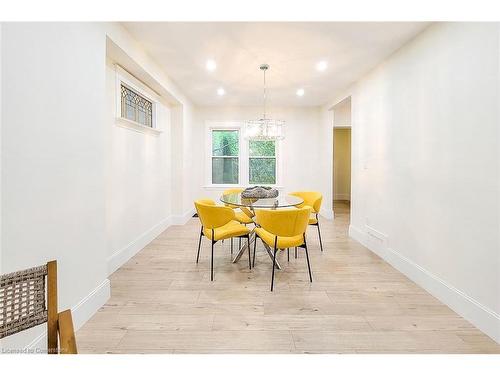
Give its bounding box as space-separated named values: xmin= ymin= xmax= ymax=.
xmin=316 ymin=60 xmax=327 ymax=72
xmin=217 ymin=87 xmax=225 ymax=96
xmin=296 ymin=88 xmax=305 ymax=97
xmin=206 ymin=59 xmax=217 ymax=71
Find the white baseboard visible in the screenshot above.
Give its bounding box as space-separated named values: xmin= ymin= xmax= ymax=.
xmin=349 ymin=224 xmax=500 ymax=344
xmin=70 ymin=279 xmax=111 ymax=329
xmin=172 ymin=208 xmax=196 ymax=225
xmin=320 ymin=208 xmax=334 ymax=220
xmin=348 ymin=224 xmax=365 ymax=243
xmin=107 ymin=209 xmax=195 ymax=275
xmin=107 ymin=216 xmax=173 ymax=275
xmin=26 ymin=279 xmax=110 ymax=351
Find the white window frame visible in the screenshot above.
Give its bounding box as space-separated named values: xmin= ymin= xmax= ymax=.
xmin=248 ymin=139 xmax=278 ymax=185
xmin=206 ymin=122 xmax=243 ymax=188
xmin=114 ymin=64 xmax=162 ymax=135
xmin=204 ymin=121 xmax=282 ymax=189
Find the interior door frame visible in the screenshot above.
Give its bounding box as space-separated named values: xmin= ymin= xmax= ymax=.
xmin=331 ymin=96 xmax=352 ymax=215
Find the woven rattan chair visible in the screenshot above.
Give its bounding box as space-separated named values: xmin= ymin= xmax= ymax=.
xmin=0 ymin=260 xmax=77 ymax=354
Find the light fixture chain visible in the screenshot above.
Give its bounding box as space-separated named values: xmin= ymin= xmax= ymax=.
xmin=244 ymin=63 xmax=284 ymax=141
xmin=263 ymin=67 xmax=266 ymax=119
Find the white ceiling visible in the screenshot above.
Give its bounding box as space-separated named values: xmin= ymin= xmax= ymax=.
xmin=122 ymin=22 xmax=429 ymax=107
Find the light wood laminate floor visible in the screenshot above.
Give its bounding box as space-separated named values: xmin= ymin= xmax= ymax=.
xmin=76 ymin=201 xmax=500 ymax=353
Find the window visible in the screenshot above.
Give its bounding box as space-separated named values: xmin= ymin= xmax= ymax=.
xmin=211 ymin=130 xmax=239 ymax=184
xmin=207 ymin=123 xmax=280 ymax=186
xmin=120 ymin=84 xmax=153 ymax=127
xmin=114 ymin=64 xmax=160 ymax=134
xmin=249 ymin=140 xmax=276 ymax=184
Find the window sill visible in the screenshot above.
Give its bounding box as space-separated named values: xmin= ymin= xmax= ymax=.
xmin=203 ymin=184 xmax=284 ymax=190
xmin=115 ymin=117 xmax=162 ymax=136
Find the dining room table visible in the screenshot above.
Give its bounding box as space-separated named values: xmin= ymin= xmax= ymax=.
xmin=219 ymin=192 xmax=304 ymax=270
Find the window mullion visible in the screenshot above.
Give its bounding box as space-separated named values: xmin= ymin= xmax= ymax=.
xmin=240 ymin=129 xmax=246 ymax=185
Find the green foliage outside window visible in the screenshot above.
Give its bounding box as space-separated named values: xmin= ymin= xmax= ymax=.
xmin=212 ymin=130 xmax=239 ymax=156
xmin=249 ymin=140 xmax=276 ymax=185
xmin=249 ymin=140 xmax=275 ymax=157
xmin=211 ymin=131 xmax=277 ymax=185
xmin=212 ymin=130 xmax=239 ymax=184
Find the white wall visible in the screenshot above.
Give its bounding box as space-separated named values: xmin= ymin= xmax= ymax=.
xmin=193 ymin=106 xmax=332 ymax=218
xmin=0 ymin=22 xmax=197 ymax=350
xmin=182 ymin=102 xmax=198 ymax=219
xmin=104 ymin=59 xmax=173 ymax=273
xmin=333 ymin=97 xmax=351 ymax=126
xmin=321 ymin=22 xmax=500 ymax=342
xmin=103 ymin=25 xmax=198 ymax=225
xmin=1 ymin=23 xmax=109 ymax=350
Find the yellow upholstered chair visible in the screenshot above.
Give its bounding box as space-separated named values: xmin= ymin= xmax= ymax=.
xmin=254 ymin=207 xmax=312 ymax=291
xmin=289 ymin=191 xmax=324 ymax=253
xmin=194 ymin=199 xmax=251 ymax=281
xmin=222 ymin=188 xmax=254 ymax=254
xmin=222 ymin=188 xmax=254 ymax=224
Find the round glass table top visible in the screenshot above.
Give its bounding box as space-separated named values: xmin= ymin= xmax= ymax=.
xmin=220 ymin=193 xmax=304 ymax=209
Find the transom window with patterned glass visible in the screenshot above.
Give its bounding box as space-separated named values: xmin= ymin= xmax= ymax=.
xmin=211 ymin=130 xmax=239 ymax=184
xmin=249 ymin=140 xmax=276 ymax=184
xmin=115 ymin=65 xmax=160 ymax=134
xmin=120 ymin=84 xmax=153 ymax=128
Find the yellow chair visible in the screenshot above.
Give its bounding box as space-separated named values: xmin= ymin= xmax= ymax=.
xmin=222 ymin=188 xmax=254 ymax=224
xmin=289 ymin=191 xmax=324 ymax=253
xmin=194 ymin=199 xmax=251 ymax=281
xmin=222 ymin=188 xmax=254 ymax=255
xmin=254 ymin=207 xmax=312 ymax=291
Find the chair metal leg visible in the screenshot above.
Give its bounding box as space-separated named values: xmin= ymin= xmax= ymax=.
xmin=271 ymin=237 xmax=278 ymax=291
xmin=231 ymin=238 xmax=233 ymax=255
xmin=211 ymin=229 xmax=215 ymax=282
xmin=294 ymin=247 xmax=297 ymax=259
xmin=271 ymin=248 xmax=278 ymax=291
xmin=317 ymin=218 xmax=324 ymax=252
xmin=196 ymin=227 xmax=203 ymax=263
xmin=211 ymin=240 xmax=214 ymax=281
xmin=303 ymin=234 xmax=312 ymax=282
xmin=253 ymin=236 xmax=257 ymax=267
xmin=247 ymin=236 xmax=252 ymax=270
xmin=287 ymin=248 xmax=290 ymax=262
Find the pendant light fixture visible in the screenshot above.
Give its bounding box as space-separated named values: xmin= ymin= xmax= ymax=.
xmin=244 ymin=64 xmax=285 ymax=140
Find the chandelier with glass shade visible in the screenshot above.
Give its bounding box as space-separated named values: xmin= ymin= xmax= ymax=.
xmin=244 ymin=64 xmax=285 ymax=141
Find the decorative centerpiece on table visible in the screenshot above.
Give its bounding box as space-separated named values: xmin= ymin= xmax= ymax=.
xmin=241 ymin=186 xmax=279 ymax=199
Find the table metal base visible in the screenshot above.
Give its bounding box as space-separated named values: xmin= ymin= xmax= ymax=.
xmin=232 ymin=232 xmax=282 ymax=270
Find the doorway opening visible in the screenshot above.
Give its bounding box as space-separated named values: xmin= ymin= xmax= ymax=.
xmin=332 ymin=96 xmax=352 ymax=218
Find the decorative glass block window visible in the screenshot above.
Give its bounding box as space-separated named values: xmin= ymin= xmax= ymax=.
xmin=211 ymin=130 xmax=239 ymax=184
xmin=120 ymin=84 xmax=153 ymax=127
xmin=249 ymin=140 xmax=276 ymax=184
